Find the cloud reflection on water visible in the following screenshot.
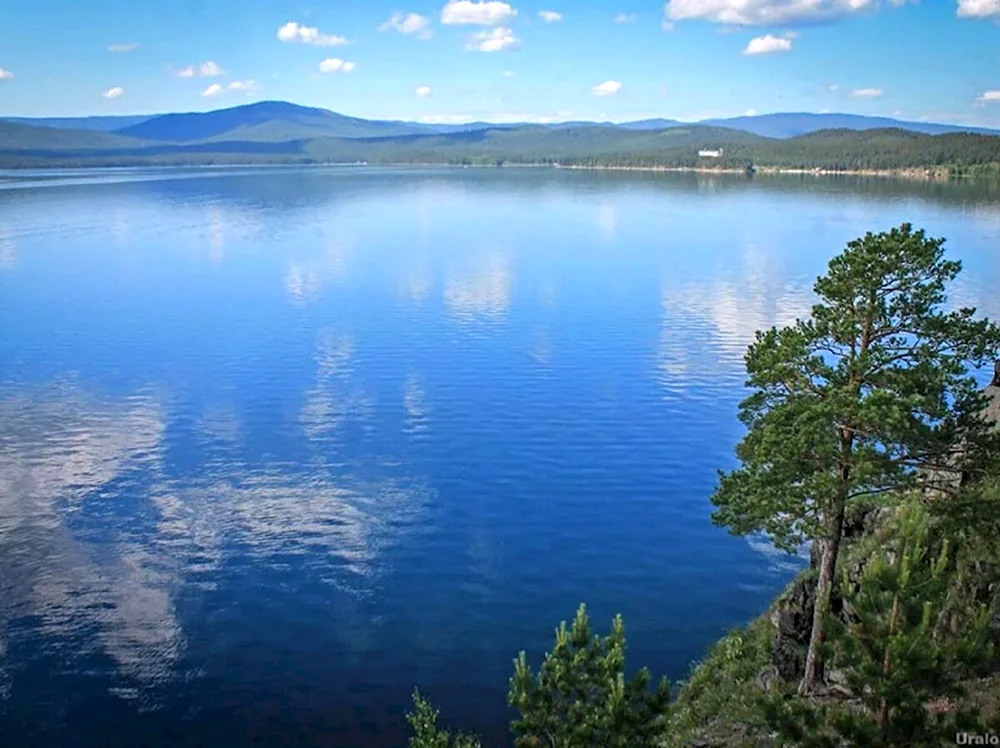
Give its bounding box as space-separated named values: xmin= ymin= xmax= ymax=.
xmin=0 ymin=362 xmax=437 ymax=701
xmin=444 ymin=252 xmax=512 ymax=323
xmin=300 ymin=332 xmax=375 ymax=441
xmin=659 ymin=243 xmax=814 ymax=378
xmin=0 ymin=386 xmax=178 ymax=702
xmin=0 ymin=228 xmax=14 ymax=271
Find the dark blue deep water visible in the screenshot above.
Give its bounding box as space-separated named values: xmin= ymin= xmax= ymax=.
xmin=1 ymin=167 xmax=999 ymax=747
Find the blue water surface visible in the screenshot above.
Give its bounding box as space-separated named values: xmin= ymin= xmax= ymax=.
xmin=1 ymin=167 xmax=999 ymax=747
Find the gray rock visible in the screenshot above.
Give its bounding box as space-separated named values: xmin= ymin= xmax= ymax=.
xmin=770 ymin=574 xmax=815 ymax=681
xmin=754 ymin=665 xmax=780 ymax=693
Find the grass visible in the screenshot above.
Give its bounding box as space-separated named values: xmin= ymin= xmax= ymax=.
xmin=663 ymin=597 xmax=784 ymax=747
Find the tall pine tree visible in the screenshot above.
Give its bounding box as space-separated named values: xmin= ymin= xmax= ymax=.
xmin=711 ymin=223 xmax=1000 ymax=694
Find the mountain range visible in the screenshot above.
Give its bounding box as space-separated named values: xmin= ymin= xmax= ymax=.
xmin=5 ymin=101 xmax=999 ymax=141
xmin=2 ymin=100 xmax=999 ymax=172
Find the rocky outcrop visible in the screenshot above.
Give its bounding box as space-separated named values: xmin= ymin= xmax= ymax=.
xmin=769 ymin=573 xmax=815 ymax=681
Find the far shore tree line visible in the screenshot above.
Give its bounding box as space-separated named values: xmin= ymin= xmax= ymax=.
xmin=407 ymin=223 xmax=1000 ymax=747
xmin=4 ymin=127 xmax=1000 ymax=177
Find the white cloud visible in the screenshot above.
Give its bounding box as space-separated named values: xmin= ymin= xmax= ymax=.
xmin=502 ymin=70 xmax=515 ymax=76
xmin=957 ymin=0 xmax=1000 ymax=19
xmin=851 ymin=87 xmax=884 ymax=98
xmin=198 ymin=80 xmax=257 ymax=98
xmin=538 ymin=10 xmax=563 ymax=21
xmin=442 ymin=0 xmax=518 ymax=25
xmin=664 ymin=0 xmax=884 ymax=26
xmin=416 ymin=85 xmax=432 ymax=96
xmin=0 ymin=68 xmax=13 ymax=81
xmin=379 ymin=12 xmax=434 ymax=38
xmin=102 ymin=86 xmax=124 ymax=98
xmin=108 ymin=43 xmax=140 ymax=52
xmin=745 ymin=108 xmax=758 ymax=115
xmin=614 ymin=12 xmax=638 ymax=21
xmin=319 ymin=58 xmax=357 ymax=73
xmin=199 ymin=61 xmax=225 ymax=77
xmin=466 ymin=26 xmax=520 ymax=51
xmin=277 ymin=21 xmax=350 ymax=46
xmin=743 ymin=33 xmax=793 ymax=54
xmin=592 ymin=80 xmax=622 ymax=96
xmin=662 ymin=18 xmax=675 ymax=29
xmin=828 ymin=83 xmax=840 ymax=91
xmin=177 ymin=62 xmax=225 ymax=78
xmin=976 ymin=90 xmax=1000 ymax=105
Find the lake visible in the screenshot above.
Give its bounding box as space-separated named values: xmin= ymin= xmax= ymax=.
xmin=1 ymin=167 xmax=999 ymax=747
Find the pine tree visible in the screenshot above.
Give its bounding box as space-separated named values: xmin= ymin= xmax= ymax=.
xmin=711 ymin=224 xmax=1000 ymax=694
xmin=508 ymin=604 xmax=671 ymax=748
xmin=763 ymin=500 xmax=997 ymax=747
xmin=408 ymin=605 xmax=671 ymax=748
xmin=407 ymin=690 xmax=482 ymax=748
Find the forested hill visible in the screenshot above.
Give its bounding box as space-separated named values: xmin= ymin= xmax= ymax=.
xmin=2 ymin=118 xmax=1000 ymax=175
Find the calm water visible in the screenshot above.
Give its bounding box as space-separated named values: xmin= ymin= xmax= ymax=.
xmin=1 ymin=167 xmax=999 ymax=747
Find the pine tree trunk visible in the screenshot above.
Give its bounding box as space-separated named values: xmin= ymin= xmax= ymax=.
xmin=798 ymin=498 xmax=847 ymax=696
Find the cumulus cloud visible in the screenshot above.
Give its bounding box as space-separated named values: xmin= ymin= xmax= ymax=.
xmin=0 ymin=68 xmax=13 ymax=81
xmin=108 ymin=43 xmax=140 ymax=52
xmin=277 ymin=21 xmax=350 ymax=46
xmin=957 ymin=0 xmax=1000 ymax=18
xmin=976 ymin=90 xmax=1000 ymax=105
xmin=743 ymin=33 xmax=793 ymax=54
xmin=416 ymin=85 xmax=432 ymax=96
xmin=442 ymin=0 xmax=518 ymax=25
xmin=664 ymin=0 xmax=885 ymax=26
xmin=851 ymin=87 xmax=884 ymax=98
xmin=176 ymin=62 xmax=225 ymax=78
xmin=200 ymin=80 xmax=257 ymax=97
xmin=614 ymin=12 xmax=638 ymax=22
xmin=319 ymin=58 xmax=357 ymax=73
xmin=592 ymin=80 xmax=622 ymax=96
xmin=102 ymin=87 xmax=124 ymax=98
xmin=199 ymin=61 xmax=225 ymax=77
xmin=465 ymin=26 xmax=520 ymax=50
xmin=380 ymin=12 xmax=434 ymax=38
xmin=538 ymin=10 xmax=563 ymax=21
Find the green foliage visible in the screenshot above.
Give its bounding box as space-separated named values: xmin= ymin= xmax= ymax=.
xmin=762 ymin=499 xmax=998 ymax=747
xmin=508 ymin=604 xmax=671 ymax=748
xmin=407 ymin=690 xmax=482 ymax=748
xmin=408 ymin=606 xmax=671 ymax=748
xmin=663 ymin=617 xmax=775 ymax=748
xmin=714 ymin=223 xmax=1000 ymax=550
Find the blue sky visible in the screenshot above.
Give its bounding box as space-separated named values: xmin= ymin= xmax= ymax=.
xmin=1 ymin=0 xmax=999 ymax=124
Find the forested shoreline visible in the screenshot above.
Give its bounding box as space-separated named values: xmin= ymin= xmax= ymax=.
xmin=3 ymin=125 xmax=1000 ymax=179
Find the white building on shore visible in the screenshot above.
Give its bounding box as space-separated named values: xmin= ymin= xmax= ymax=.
xmin=698 ymin=148 xmax=724 ymax=158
